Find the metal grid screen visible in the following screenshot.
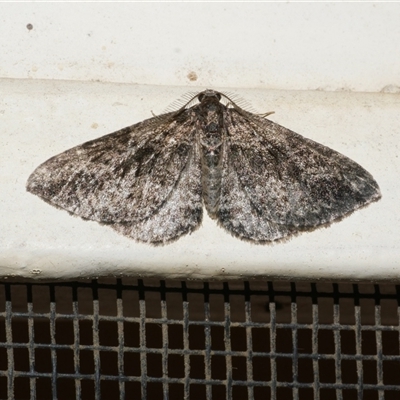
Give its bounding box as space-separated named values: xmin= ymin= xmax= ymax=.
xmin=1 ymin=279 xmax=400 ymax=400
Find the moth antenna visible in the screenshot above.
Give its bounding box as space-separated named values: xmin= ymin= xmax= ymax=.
xmin=220 ymin=92 xmax=258 ymax=114
xmin=163 ymin=92 xmax=200 ymax=114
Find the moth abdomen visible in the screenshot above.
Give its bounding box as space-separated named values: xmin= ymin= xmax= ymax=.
xmin=201 ymin=161 xmax=223 ymax=218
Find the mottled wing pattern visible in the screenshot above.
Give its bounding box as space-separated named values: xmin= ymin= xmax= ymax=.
xmin=27 ymin=110 xmax=203 ymax=242
xmin=218 ymin=109 xmax=381 ymax=242
xmin=27 ymin=90 xmax=381 ymax=245
xmin=112 ymin=138 xmax=203 ymax=244
xmin=218 ymin=137 xmax=297 ymax=242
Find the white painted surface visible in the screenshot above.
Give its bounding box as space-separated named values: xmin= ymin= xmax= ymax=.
xmin=0 ymin=3 xmax=399 ymax=92
xmin=1 ymin=3 xmax=399 ymax=280
xmin=1 ymin=79 xmax=398 ymax=281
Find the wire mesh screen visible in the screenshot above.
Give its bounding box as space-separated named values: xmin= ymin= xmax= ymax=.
xmin=0 ymin=279 xmax=400 ymax=400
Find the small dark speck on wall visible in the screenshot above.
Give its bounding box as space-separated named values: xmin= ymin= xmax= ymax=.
xmin=187 ymin=71 xmax=198 ymax=82
xmin=26 ymin=23 xmax=33 ymax=30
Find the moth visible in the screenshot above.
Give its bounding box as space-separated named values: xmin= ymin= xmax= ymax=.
xmin=27 ymin=90 xmax=381 ymax=245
